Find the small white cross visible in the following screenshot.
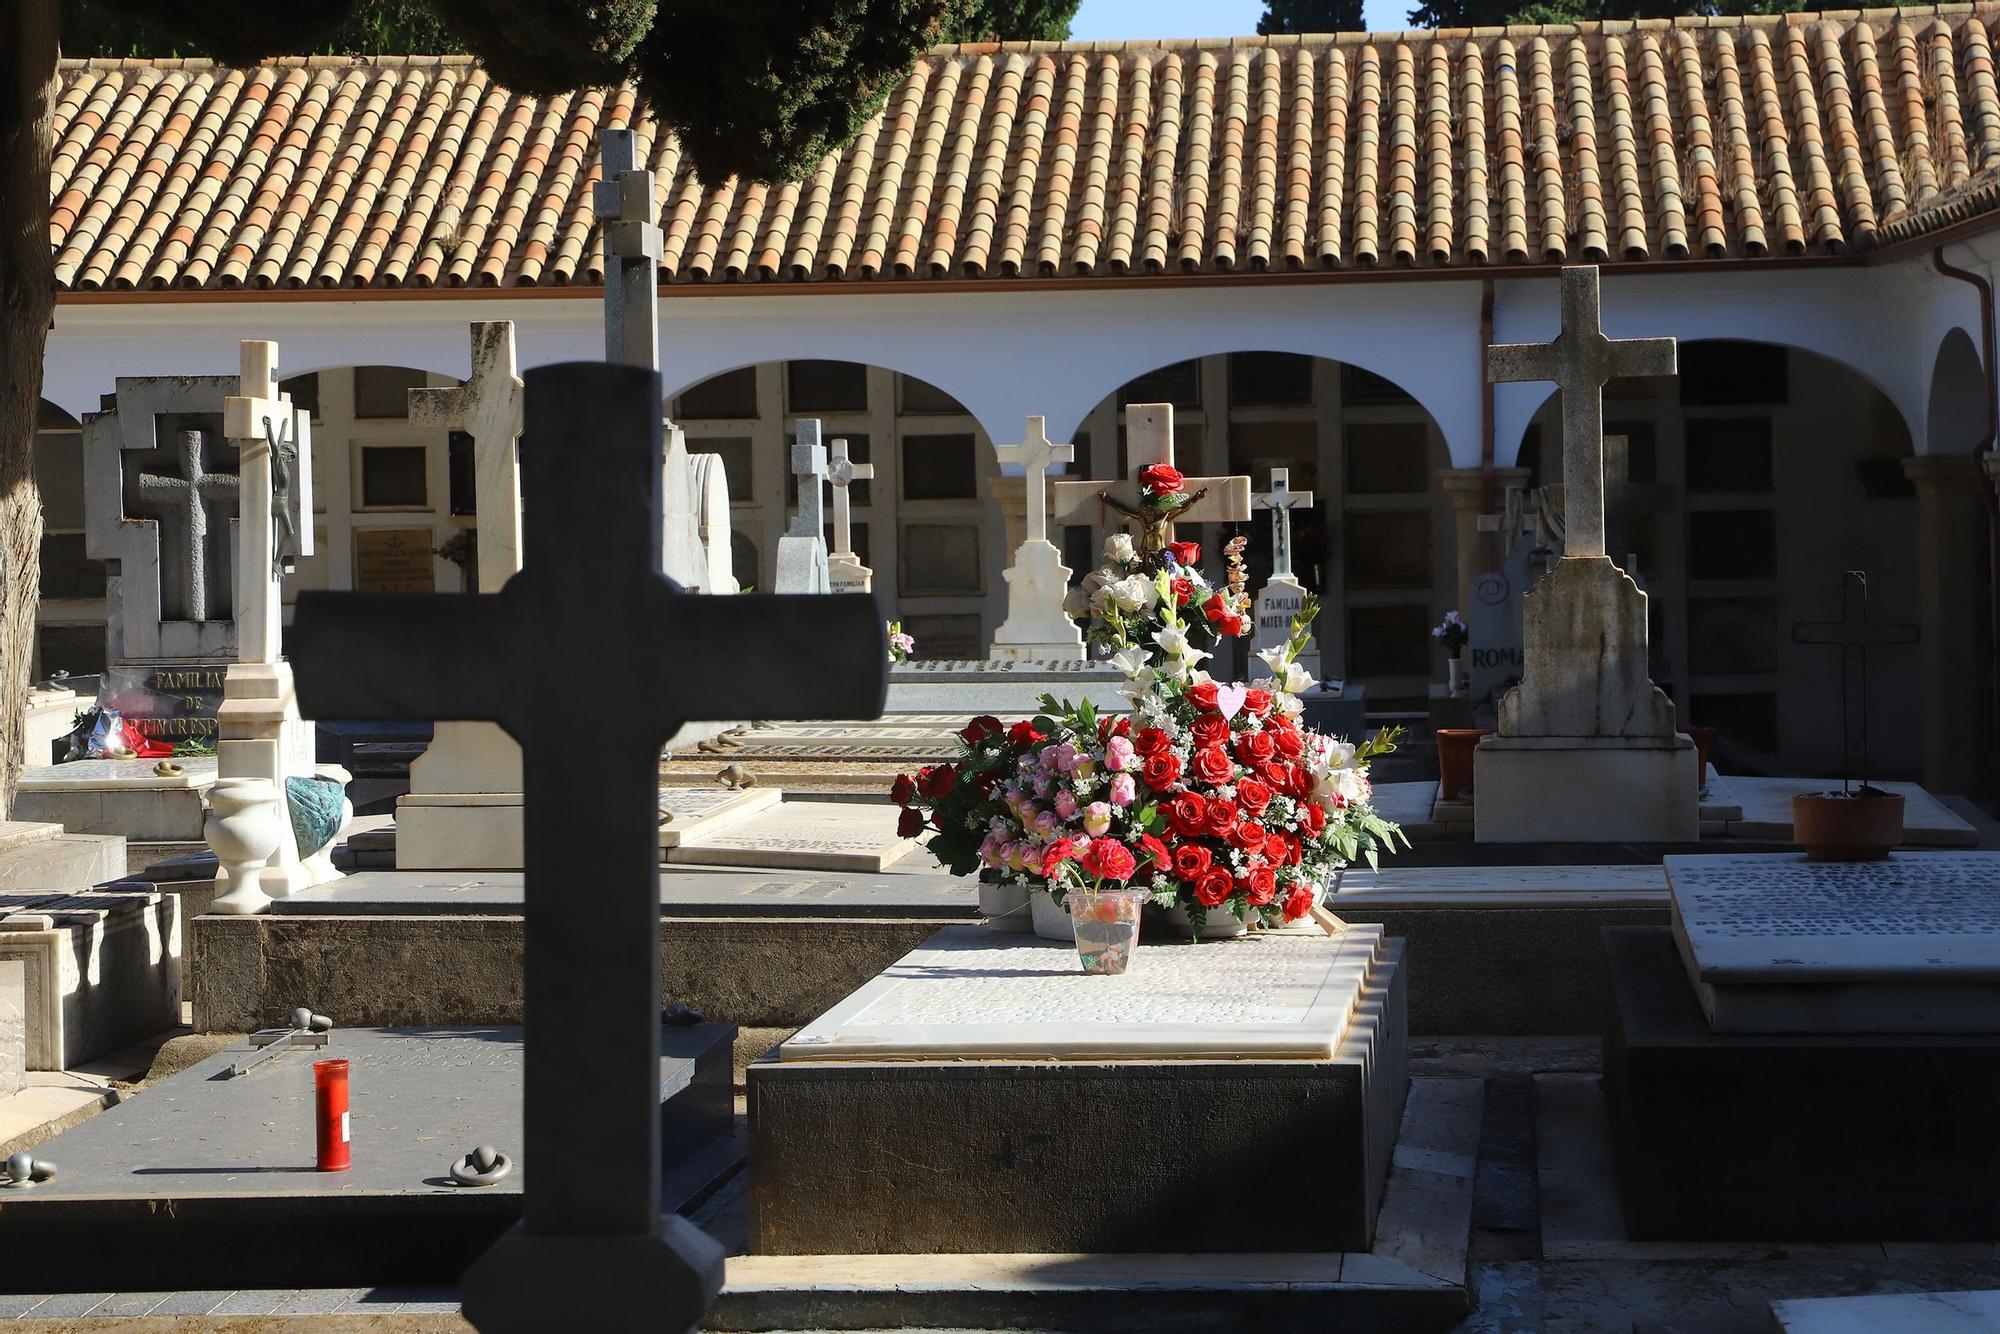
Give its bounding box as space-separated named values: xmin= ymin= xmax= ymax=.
xmin=995 ymin=416 xmax=1074 ymax=547
xmin=1254 ymin=467 xmax=1316 ymax=580
xmin=826 ymin=437 xmax=874 ymax=558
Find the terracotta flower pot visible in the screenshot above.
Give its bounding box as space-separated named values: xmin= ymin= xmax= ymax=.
xmin=1793 ymin=788 xmax=1905 ymax=861
xmin=1435 ymin=728 xmax=1492 ymax=803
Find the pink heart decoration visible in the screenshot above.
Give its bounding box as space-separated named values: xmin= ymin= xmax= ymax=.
xmin=1215 ymin=684 xmax=1250 ymax=720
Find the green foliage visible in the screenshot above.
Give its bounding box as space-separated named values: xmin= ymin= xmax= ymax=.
xmin=1257 ymin=0 xmax=1365 ymax=33
xmin=430 ymin=0 xmax=656 ymax=93
xmin=1401 ymin=0 xmax=1814 ymax=27
xmin=945 ymin=0 xmax=1080 ymax=41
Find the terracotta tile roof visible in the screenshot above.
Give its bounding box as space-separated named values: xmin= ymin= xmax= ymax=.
xmin=48 ymin=4 xmax=2000 ymax=292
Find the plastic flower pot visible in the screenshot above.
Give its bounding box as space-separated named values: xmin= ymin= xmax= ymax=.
xmin=1069 ymin=888 xmax=1148 ymax=974
xmin=1793 ymin=787 xmax=1905 ymax=861
xmin=1028 ymin=888 xmax=1075 ymax=941
xmin=1435 ymin=728 xmax=1491 ymax=802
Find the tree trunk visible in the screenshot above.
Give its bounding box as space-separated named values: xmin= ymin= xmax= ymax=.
xmin=0 ymin=0 xmax=57 ymax=814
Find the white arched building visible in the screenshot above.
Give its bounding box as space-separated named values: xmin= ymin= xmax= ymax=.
xmin=32 ymin=11 xmax=2000 ymax=796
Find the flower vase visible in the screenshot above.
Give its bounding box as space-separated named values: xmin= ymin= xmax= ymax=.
xmin=1446 ymin=654 xmax=1467 ymax=695
xmin=979 ymin=880 xmax=1033 ymax=933
xmin=1161 ymin=904 xmax=1250 ymax=940
xmin=1028 ymin=888 xmax=1075 ymax=941
xmin=205 ymin=777 xmax=283 ymax=916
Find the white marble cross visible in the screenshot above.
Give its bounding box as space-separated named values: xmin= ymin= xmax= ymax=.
xmin=790 ymin=420 xmax=829 ymax=539
xmin=409 ymin=322 xmax=523 ymax=592
xmin=222 ymin=341 xmax=309 ymax=665
xmin=596 ymin=129 xmax=661 ymax=371
xmin=996 ymin=415 xmax=1073 ymax=547
xmin=1050 ymin=403 xmax=1251 ymax=547
xmin=826 ymin=437 xmax=872 ymax=558
xmin=1487 ymin=266 xmax=1675 ymax=559
xmin=1254 ymin=467 xmax=1315 ymax=580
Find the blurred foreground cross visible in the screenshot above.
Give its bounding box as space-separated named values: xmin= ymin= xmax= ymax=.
xmin=290 ymin=361 xmax=886 ymax=1333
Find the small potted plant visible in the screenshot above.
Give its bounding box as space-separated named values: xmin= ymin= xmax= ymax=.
xmin=1794 ymin=782 xmax=1904 ymax=861
xmin=1789 ymin=570 xmax=1915 ymax=861
xmin=1432 ymin=610 xmax=1469 ymax=695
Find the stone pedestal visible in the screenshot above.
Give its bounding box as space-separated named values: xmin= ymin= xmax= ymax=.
xmin=989 ymin=540 xmax=1084 ymax=662
xmin=827 ymin=552 xmax=872 ymax=595
xmin=1902 ymin=455 xmax=1992 ymax=798
xmin=0 ymin=959 xmax=23 ymax=1099
xmin=0 ymin=887 xmax=180 ymax=1070
xmin=217 ymin=659 xmax=346 ymax=896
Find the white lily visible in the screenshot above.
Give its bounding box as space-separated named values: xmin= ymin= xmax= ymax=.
xmin=1279 ymin=661 xmax=1316 ymax=695
xmin=1152 ymin=625 xmax=1192 ymax=658
xmin=1256 ymin=644 xmax=1291 ymax=676
xmin=1110 ymin=647 xmax=1150 ymax=680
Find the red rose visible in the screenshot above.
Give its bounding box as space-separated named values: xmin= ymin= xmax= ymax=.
xmin=1271 ymin=727 xmax=1305 ymax=760
xmin=1195 ymin=867 xmax=1235 ymax=907
xmin=1222 ymin=614 xmax=1247 ymax=636
xmin=897 ymin=807 xmax=925 ymax=838
xmin=1234 ymin=778 xmax=1273 ymax=815
xmin=1186 ymin=681 xmax=1220 ymax=712
xmin=1171 ymin=577 xmax=1194 ymax=606
xmin=975 ymin=770 xmax=1001 ymax=795
xmin=1138 ymin=832 xmax=1171 ymax=868
xmin=890 ymin=773 xmax=917 ymax=806
xmin=958 ymin=722 xmax=986 ymax=744
xmin=1229 ymin=821 xmax=1267 ymax=854
xmin=1242 ymin=689 xmax=1272 ymax=717
xmin=1009 ymin=720 xmax=1045 ymax=746
xmin=1081 ymin=837 xmax=1137 ymax=882
xmin=1166 ymin=540 xmax=1201 ymax=567
xmin=1042 ymin=837 xmax=1077 ymax=868
xmin=1302 ymin=802 xmax=1327 ymax=833
xmin=1263 ymin=830 xmax=1296 ymax=866
xmin=1191 ymin=746 xmax=1236 ymax=786
xmin=921 ymin=766 xmax=958 ymax=798
xmin=1141 ymin=751 xmax=1184 ymax=792
xmin=1203 ymin=799 xmax=1240 ymax=838
xmin=1283 ymin=885 xmax=1316 ymax=921
xmin=1138 ymin=463 xmax=1185 ymax=495
xmin=1202 ymin=593 xmax=1228 ymax=622
xmin=1172 ymin=842 xmax=1212 ymax=880
xmin=1246 ymin=863 xmax=1278 ymax=906
xmin=1133 ymin=726 xmax=1172 ymax=757
xmin=1190 ymin=713 xmax=1230 ymax=750
xmin=1167 ymin=792 xmax=1208 ymax=836
xmin=1233 ymin=732 xmax=1276 ymax=766
xmin=1289 ymin=764 xmax=1317 ymax=799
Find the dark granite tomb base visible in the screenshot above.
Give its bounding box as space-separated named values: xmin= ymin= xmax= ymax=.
xmin=1603 ymin=926 xmax=2000 ymax=1242
xmin=747 ymin=940 xmax=1406 ymax=1255
xmin=0 ymin=1022 xmax=736 ymax=1292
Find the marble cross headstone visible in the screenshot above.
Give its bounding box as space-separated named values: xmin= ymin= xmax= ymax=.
xmin=289 ymin=362 xmax=886 ymax=1331
xmin=775 ymin=420 xmax=832 ymax=593
xmin=1254 ymin=467 xmax=1314 ymax=581
xmin=1249 ymin=467 xmax=1319 ymax=681
xmin=1488 ymin=268 xmax=1676 ymax=561
xmin=134 ymin=431 xmax=238 ymax=623
xmin=990 ymin=415 xmax=1085 ymax=661
xmin=596 ymin=129 xmax=661 ymax=372
xmin=1050 ymin=403 xmax=1252 ymax=547
xmin=825 ymin=437 xmax=874 ymax=595
xmin=408 ymin=321 xmax=524 ymax=594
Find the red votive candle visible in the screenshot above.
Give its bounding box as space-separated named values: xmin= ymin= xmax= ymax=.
xmin=314 ymin=1058 xmax=351 ymax=1172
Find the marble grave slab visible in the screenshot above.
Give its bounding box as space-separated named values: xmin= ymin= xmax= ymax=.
xmin=665 ymin=800 xmax=917 ymax=873
xmin=781 ymin=923 xmax=1386 ymax=1061
xmin=14 ymin=756 xmax=219 ymax=841
xmin=1666 ymin=852 xmax=2000 ymax=1033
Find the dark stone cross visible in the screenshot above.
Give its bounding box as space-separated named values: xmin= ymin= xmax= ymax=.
xmin=1790 ymin=569 xmax=1918 ymax=792
xmin=290 ymin=362 xmax=886 ymax=1332
xmin=135 ymin=428 xmax=238 ymax=622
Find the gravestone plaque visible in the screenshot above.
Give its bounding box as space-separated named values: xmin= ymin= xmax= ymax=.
xmin=354 ymin=528 xmax=437 ymax=592
xmin=1665 ymin=852 xmax=2000 ymax=1033
xmin=1464 ymin=542 xmax=1529 ymax=707
xmin=98 ymin=661 xmax=227 ymax=745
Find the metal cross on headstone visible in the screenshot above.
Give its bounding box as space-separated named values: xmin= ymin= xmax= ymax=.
xmin=596 ymin=129 xmax=661 ymax=372
xmin=826 ymin=437 xmax=872 ymax=557
xmin=1790 ymin=569 xmax=1919 ymax=793
xmin=289 ymin=363 xmax=885 ymax=1332
xmin=996 ymin=415 xmax=1074 ymax=547
xmin=1254 ymin=467 xmax=1315 ymax=580
xmin=790 ymin=420 xmax=829 ymax=540
xmin=1488 ymin=266 xmax=1676 ymax=560
xmin=1050 ymin=403 xmax=1252 ymax=552
xmin=135 ymin=430 xmax=238 ymax=623
xmin=410 ymin=322 xmax=525 ymax=592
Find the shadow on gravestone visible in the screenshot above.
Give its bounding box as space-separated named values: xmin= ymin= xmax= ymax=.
xmin=289 ymin=362 xmax=887 ymax=1333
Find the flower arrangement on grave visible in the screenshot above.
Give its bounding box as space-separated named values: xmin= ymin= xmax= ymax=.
xmin=890 ymin=608 xmax=1406 ymax=936
xmin=886 ymin=620 xmax=915 ymax=664
xmin=1431 ymin=610 xmax=1468 ymax=657
xmin=1061 ymin=523 xmax=1253 ymax=670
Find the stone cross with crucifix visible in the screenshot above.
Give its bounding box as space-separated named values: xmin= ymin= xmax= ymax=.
xmin=597 ymin=128 xmax=661 ymax=371
xmin=1474 ymin=265 xmax=1695 ymax=842
xmin=775 ymin=420 xmax=832 ymax=593
xmin=290 ymin=361 xmax=885 ymax=1332
xmin=826 ymin=436 xmax=874 ymax=594
xmin=1249 ymin=467 xmax=1320 ymax=681
xmin=1050 ymin=404 xmax=1252 ymax=551
xmin=397 ymin=322 xmax=528 ymax=868
xmin=990 ymin=415 xmax=1085 ymax=661
xmin=212 ymin=340 xmax=343 ymax=907
xmin=135 ymin=431 xmax=238 ymax=623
